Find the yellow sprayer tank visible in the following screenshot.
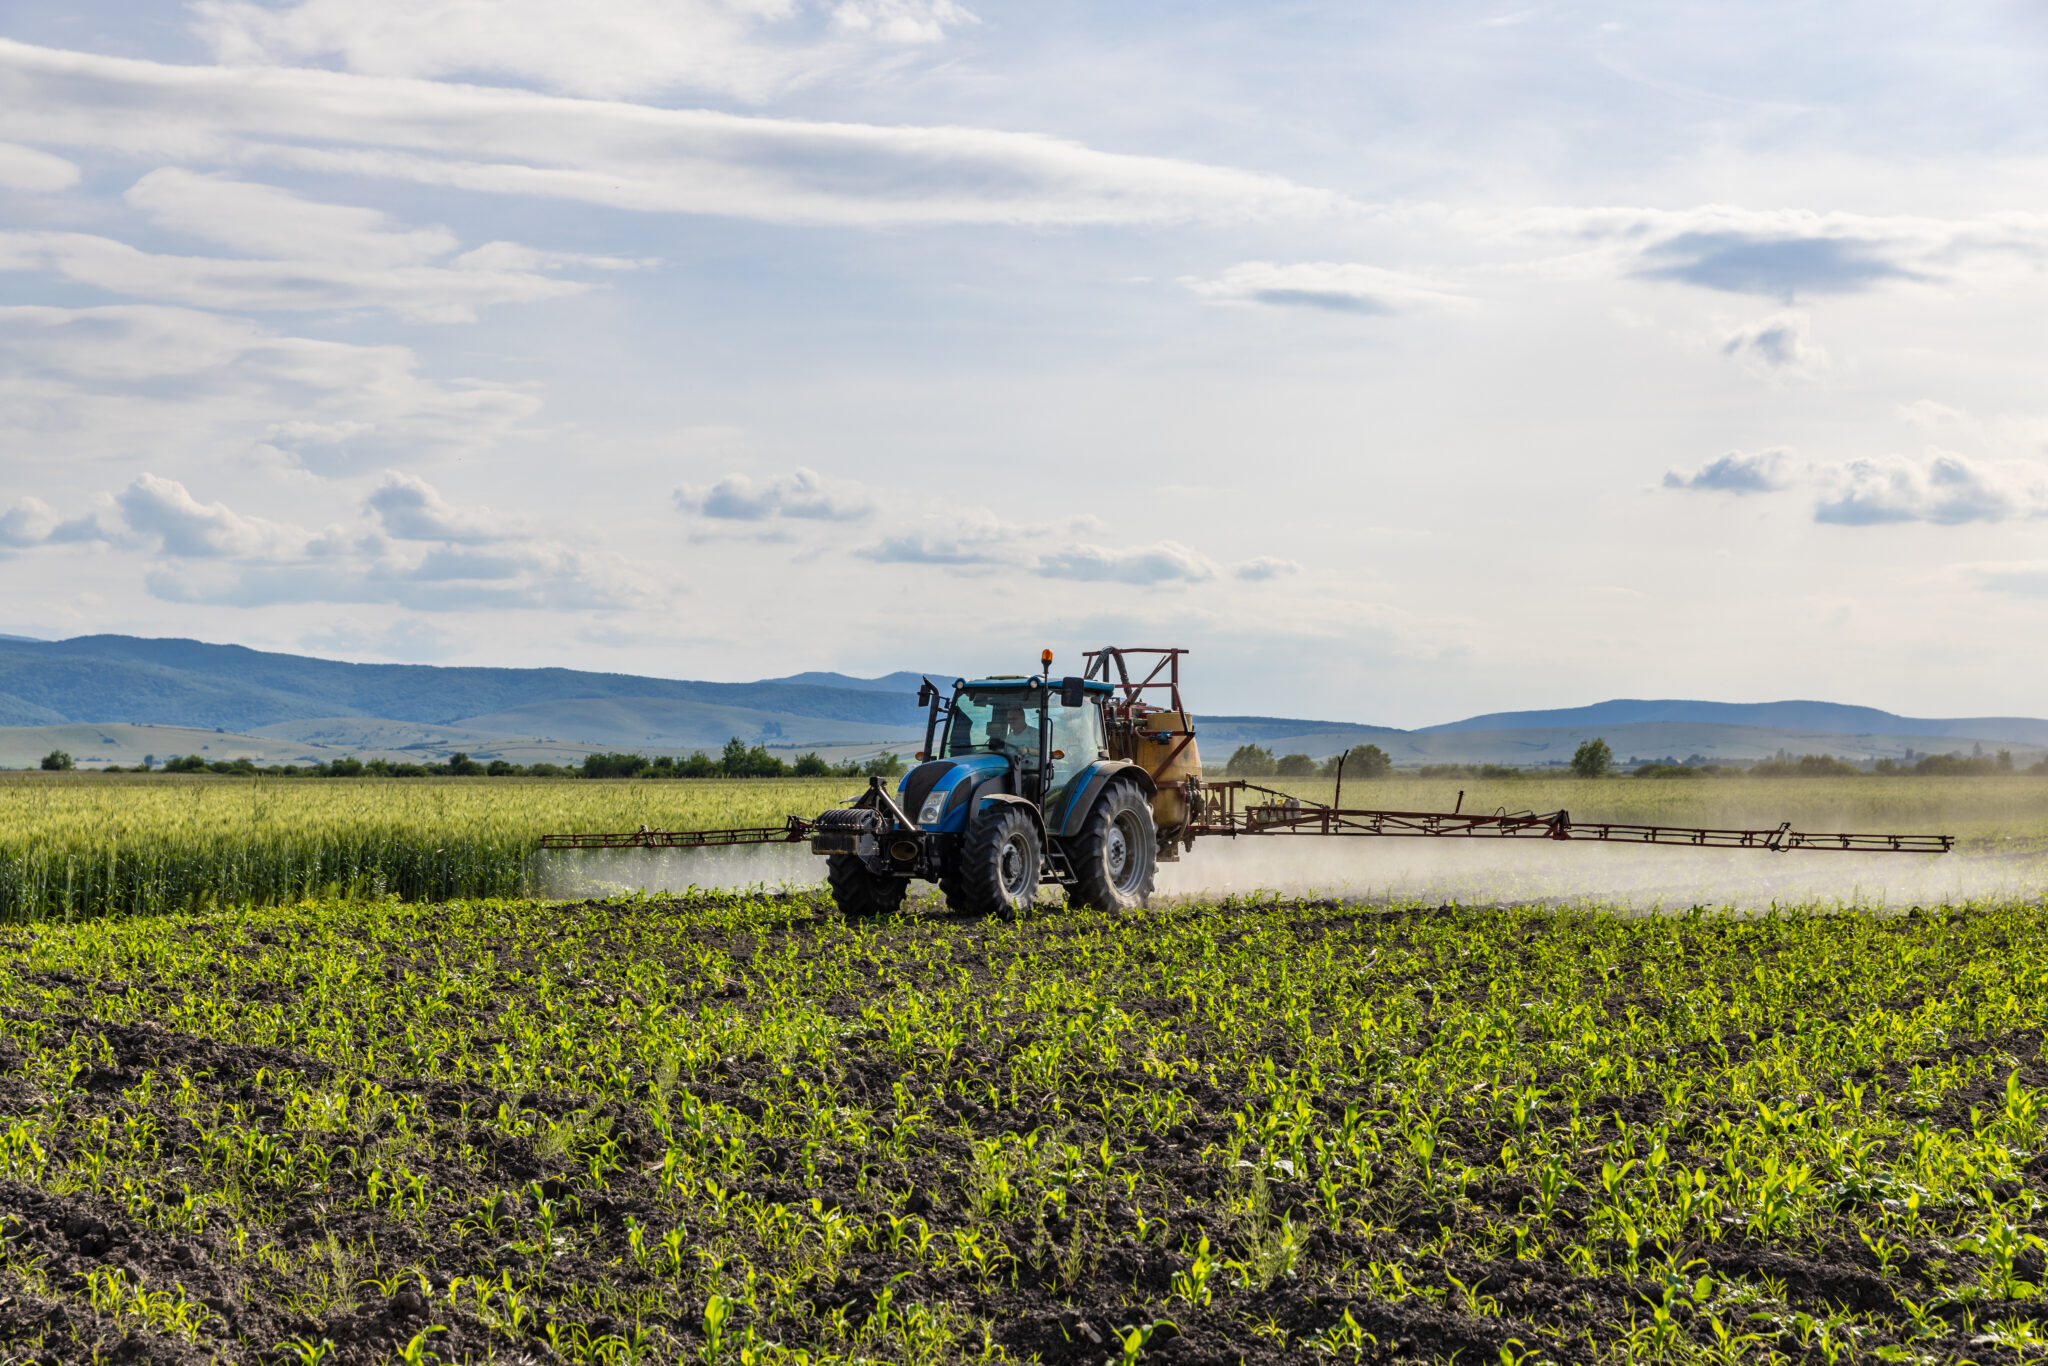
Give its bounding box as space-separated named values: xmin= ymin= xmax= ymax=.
xmin=1132 ymin=711 xmax=1201 ymax=830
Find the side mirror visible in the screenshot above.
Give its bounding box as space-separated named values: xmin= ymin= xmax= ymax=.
xmin=916 ymin=679 xmax=937 ymax=708
xmin=1059 ymin=676 xmax=1086 ymax=707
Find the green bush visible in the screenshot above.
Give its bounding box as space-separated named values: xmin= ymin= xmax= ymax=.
xmin=1907 ymin=753 xmax=2001 ymax=777
xmin=1274 ymin=752 xmax=1316 ymax=777
xmin=1224 ymin=744 xmax=1276 ymax=777
xmin=1570 ymin=738 xmax=1613 ymax=778
xmin=39 ymin=751 xmax=72 ymax=772
xmin=582 ymin=752 xmax=652 ymax=779
xmin=1417 ymin=763 xmax=1523 ymax=779
xmin=1749 ymin=754 xmax=1861 ymax=778
xmin=1322 ymin=743 xmax=1392 ymax=780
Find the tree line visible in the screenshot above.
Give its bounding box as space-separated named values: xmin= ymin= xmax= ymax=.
xmin=1215 ymin=736 xmax=2043 ymax=780
xmin=1222 ymin=743 xmax=1393 ymax=779
xmin=36 ymin=739 xmax=906 ymax=780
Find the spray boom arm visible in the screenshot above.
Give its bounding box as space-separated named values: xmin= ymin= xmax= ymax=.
xmin=1197 ymin=781 xmax=1953 ymax=853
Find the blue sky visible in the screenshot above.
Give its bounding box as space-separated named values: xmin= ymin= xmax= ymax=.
xmin=1 ymin=1 xmax=2044 ymax=723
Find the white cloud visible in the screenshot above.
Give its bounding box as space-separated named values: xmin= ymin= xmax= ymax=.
xmin=849 ymin=508 xmax=1292 ymax=589
xmin=1234 ymin=556 xmax=1301 ymax=581
xmin=0 ymin=228 xmax=592 ymax=324
xmin=1957 ymin=562 xmax=2048 ymax=598
xmin=1663 ymin=449 xmax=1793 ymax=494
xmin=1662 ymin=445 xmax=2048 ymax=523
xmin=0 ymin=40 xmax=1342 ymax=227
xmin=0 ymin=170 xmax=622 ymax=323
xmin=126 ymin=167 xmax=454 ymax=266
xmin=1897 ymin=399 xmax=1966 ymax=430
xmin=1477 ymin=203 xmax=2048 ymax=299
xmin=858 ymin=524 xmax=1013 ymax=565
xmin=11 ymin=470 xmax=650 ymax=611
xmin=0 ymin=141 xmax=78 ymax=191
xmin=1181 ymin=261 xmax=1463 ymax=314
xmin=0 ymin=497 xmax=56 ymax=547
xmin=145 ymin=544 xmax=645 ymax=612
xmin=192 ymin=0 xmax=973 ymax=102
xmin=0 ymin=305 xmax=541 ymax=474
xmin=366 ymin=471 xmax=510 ymax=542
xmin=1813 ymin=450 xmax=2046 ymax=526
xmin=1719 ymin=311 xmax=1827 ymax=379
xmin=1037 ymin=541 xmax=1216 ymax=585
xmin=676 ymin=467 xmax=874 ymax=521
xmin=113 ymin=474 xmax=296 ymax=557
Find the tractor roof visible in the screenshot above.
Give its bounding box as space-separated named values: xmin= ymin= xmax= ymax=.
xmin=961 ymin=676 xmax=1115 ymax=694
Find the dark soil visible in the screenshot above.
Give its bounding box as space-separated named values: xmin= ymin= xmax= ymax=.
xmin=0 ymin=892 xmax=2043 ymax=1364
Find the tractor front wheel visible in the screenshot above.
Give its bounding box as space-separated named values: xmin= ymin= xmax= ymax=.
xmin=1065 ymin=779 xmax=1157 ymax=911
xmin=825 ymin=854 xmax=907 ymax=918
xmin=961 ymin=804 xmax=1042 ymax=917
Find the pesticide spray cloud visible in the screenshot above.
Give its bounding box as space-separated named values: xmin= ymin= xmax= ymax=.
xmin=1153 ymin=836 xmax=2043 ymax=911
xmin=537 ymin=845 xmax=826 ymax=901
xmin=538 ymin=834 xmax=2041 ymax=911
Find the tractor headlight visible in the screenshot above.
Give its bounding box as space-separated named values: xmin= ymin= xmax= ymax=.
xmin=917 ymin=791 xmax=947 ymax=826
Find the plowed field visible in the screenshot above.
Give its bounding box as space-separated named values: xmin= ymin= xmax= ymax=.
xmin=2 ymin=891 xmax=2045 ymax=1364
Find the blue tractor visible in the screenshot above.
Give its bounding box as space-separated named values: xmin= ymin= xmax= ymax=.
xmin=807 ymin=650 xmax=1167 ymax=917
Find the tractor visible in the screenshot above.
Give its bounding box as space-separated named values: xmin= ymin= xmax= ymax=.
xmin=808 ymin=649 xmax=1186 ymax=917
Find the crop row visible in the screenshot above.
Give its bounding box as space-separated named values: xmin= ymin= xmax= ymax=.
xmin=0 ymin=890 xmax=2043 ymax=1362
xmin=0 ymin=776 xmax=844 ymax=922
xmin=4 ymin=772 xmax=2043 ymax=923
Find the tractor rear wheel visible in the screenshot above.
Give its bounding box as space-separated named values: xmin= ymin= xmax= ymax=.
xmin=961 ymin=804 xmax=1042 ymax=917
xmin=825 ymin=854 xmax=907 ymax=918
xmin=1066 ymin=779 xmax=1157 ymax=911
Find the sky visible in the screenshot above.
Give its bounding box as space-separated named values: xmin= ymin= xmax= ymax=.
xmin=0 ymin=1 xmax=2044 ymax=725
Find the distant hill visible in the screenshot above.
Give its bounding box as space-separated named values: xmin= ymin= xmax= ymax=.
xmin=1419 ymin=698 xmax=2048 ymax=747
xmin=0 ymin=635 xmax=922 ymax=732
xmin=760 ymin=670 xmax=940 ymax=694
xmin=2 ymin=635 xmax=2043 ymax=768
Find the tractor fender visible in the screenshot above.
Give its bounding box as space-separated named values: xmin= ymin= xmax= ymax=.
xmin=1048 ymin=760 xmax=1155 ymax=838
xmin=973 ymin=792 xmax=1048 ymax=846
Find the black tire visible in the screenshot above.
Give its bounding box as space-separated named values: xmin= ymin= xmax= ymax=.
xmin=961 ymin=804 xmax=1042 ymax=917
xmin=826 ymin=854 xmax=907 ymax=918
xmin=1064 ymin=780 xmax=1157 ymax=911
xmin=938 ymin=868 xmax=971 ymax=914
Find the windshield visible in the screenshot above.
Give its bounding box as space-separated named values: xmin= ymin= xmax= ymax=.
xmin=945 ymin=688 xmax=1040 ymax=758
xmin=943 ymin=686 xmax=1107 ymax=768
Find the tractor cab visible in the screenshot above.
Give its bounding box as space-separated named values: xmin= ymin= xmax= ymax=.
xmin=933 ymin=676 xmax=1114 ymax=807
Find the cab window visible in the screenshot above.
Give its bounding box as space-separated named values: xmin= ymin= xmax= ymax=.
xmin=944 ymin=689 xmax=1040 ymax=758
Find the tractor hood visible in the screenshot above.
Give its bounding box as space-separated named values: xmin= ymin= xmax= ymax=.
xmin=898 ymin=753 xmax=1008 ymax=832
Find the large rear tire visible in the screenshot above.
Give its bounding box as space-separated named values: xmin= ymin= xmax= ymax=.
xmin=961 ymin=804 xmax=1042 ymax=917
xmin=826 ymin=854 xmax=907 ymax=918
xmin=1065 ymin=780 xmax=1157 ymax=911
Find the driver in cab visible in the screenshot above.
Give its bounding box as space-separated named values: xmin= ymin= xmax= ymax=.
xmin=987 ymin=703 xmax=1035 ymax=760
